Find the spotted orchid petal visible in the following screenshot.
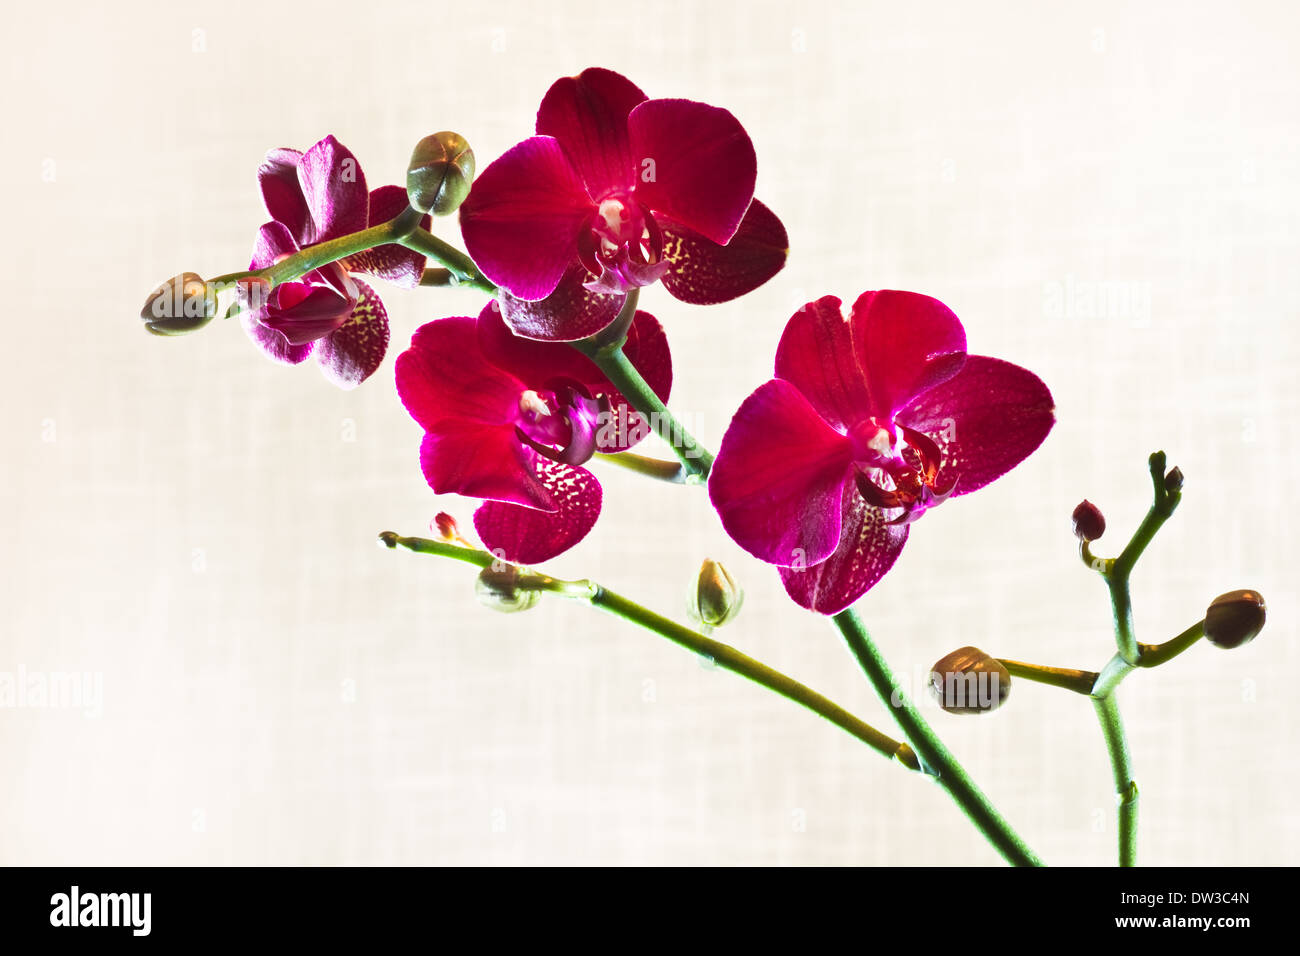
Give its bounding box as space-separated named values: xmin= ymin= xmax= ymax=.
xmin=474 ymin=459 xmax=603 ymax=564
xmin=779 ymin=485 xmax=910 ymax=615
xmin=658 ymin=198 xmax=787 ymax=306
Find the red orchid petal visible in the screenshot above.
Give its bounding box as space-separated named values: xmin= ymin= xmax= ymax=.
xmin=257 ymin=148 xmax=310 ymax=242
xmin=249 ymin=220 xmax=299 ymax=271
xmin=894 ymin=355 xmax=1055 ymax=499
xmin=458 ymin=136 xmax=595 ymax=301
xmin=260 ymin=280 xmax=357 ymax=346
xmin=342 ymin=184 xmax=430 ymax=288
xmin=241 ymin=308 xmax=314 ymax=365
xmin=497 ymin=263 xmax=624 ymax=342
xmin=395 ymin=316 xmax=526 ymax=431
xmin=315 ymin=279 xmax=389 ymax=389
xmin=474 ymin=459 xmax=603 ymax=564
xmin=536 ymin=67 xmax=647 ymax=198
xmin=298 ymin=135 xmax=369 ymax=244
xmin=627 ymin=98 xmax=756 ymax=245
xmin=779 ymin=484 xmax=910 ymax=615
xmin=658 ymin=198 xmax=788 ymax=305
xmin=850 ymin=290 xmax=968 ymax=420
xmin=419 ymin=425 xmax=552 ymax=511
xmin=476 ymin=300 xmax=599 ymax=386
xmin=709 ymin=379 xmax=854 ymax=567
xmin=775 ymin=295 xmax=873 ymax=431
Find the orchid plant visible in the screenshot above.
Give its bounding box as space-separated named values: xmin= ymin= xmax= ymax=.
xmin=141 ymin=68 xmax=1267 ymax=867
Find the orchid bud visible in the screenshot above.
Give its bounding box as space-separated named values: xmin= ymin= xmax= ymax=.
xmin=407 ymin=131 xmax=475 ymax=215
xmin=141 ymin=272 xmax=216 ymax=335
xmin=1164 ymin=466 xmax=1184 ymax=495
xmin=687 ymin=559 xmax=744 ymax=628
xmin=475 ymin=564 xmax=541 ymax=614
xmin=929 ymin=646 xmax=1011 ymax=715
xmin=1203 ymin=589 xmax=1266 ymax=649
xmin=1072 ymin=500 xmax=1106 ymax=541
xmin=433 ymin=512 xmax=460 ymax=541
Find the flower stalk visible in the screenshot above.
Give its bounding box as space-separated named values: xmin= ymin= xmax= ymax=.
xmin=832 ymin=607 xmax=1043 ymax=866
xmin=379 ymin=531 xmax=919 ymax=770
xmin=1078 ymin=451 xmax=1184 ymax=866
xmin=571 ymin=289 xmax=715 ymax=481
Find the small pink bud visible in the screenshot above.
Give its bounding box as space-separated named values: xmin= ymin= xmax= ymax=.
xmin=433 ymin=512 xmax=460 ymax=541
xmin=1072 ymin=500 xmax=1106 ymax=541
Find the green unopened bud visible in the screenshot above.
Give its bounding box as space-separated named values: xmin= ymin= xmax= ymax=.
xmin=475 ymin=564 xmax=541 ymax=614
xmin=688 ymin=559 xmax=743 ymax=628
xmin=141 ymin=272 xmax=217 ymax=335
xmin=1203 ymin=589 xmax=1266 ymax=649
xmin=407 ymin=131 xmax=475 ymax=215
xmin=929 ymin=646 xmax=1011 ymax=715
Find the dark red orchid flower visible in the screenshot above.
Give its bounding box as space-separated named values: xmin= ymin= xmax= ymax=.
xmin=458 ymin=68 xmax=788 ymax=341
xmin=709 ymin=291 xmax=1055 ymax=615
xmin=243 ymin=135 xmax=431 ymax=388
xmin=395 ymin=302 xmax=672 ymax=563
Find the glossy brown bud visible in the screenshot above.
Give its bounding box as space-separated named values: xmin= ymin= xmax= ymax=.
xmin=929 ymin=646 xmax=1011 ymax=714
xmin=1072 ymin=500 xmax=1106 ymax=541
xmin=687 ymin=559 xmax=743 ymax=628
xmin=407 ymin=131 xmax=475 ymax=215
xmin=140 ymin=272 xmax=216 ymax=335
xmin=475 ymin=564 xmax=541 ymax=614
xmin=1164 ymin=466 xmax=1184 ymax=494
xmin=1203 ymin=589 xmax=1266 ymax=649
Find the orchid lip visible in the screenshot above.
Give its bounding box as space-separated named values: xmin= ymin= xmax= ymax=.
xmin=577 ymin=196 xmax=668 ymax=294
xmin=853 ymin=423 xmax=959 ymax=524
xmin=514 ymin=377 xmax=605 ymax=467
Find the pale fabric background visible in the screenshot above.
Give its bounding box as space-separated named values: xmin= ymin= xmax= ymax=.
xmin=1 ymin=0 xmax=1295 ymax=865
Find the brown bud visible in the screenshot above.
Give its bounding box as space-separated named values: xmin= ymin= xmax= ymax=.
xmin=407 ymin=131 xmax=475 ymax=215
xmin=1072 ymin=500 xmax=1106 ymax=541
xmin=141 ymin=272 xmax=216 ymax=335
xmin=1164 ymin=466 xmax=1184 ymax=495
xmin=475 ymin=564 xmax=541 ymax=614
xmin=687 ymin=559 xmax=743 ymax=628
xmin=929 ymin=646 xmax=1011 ymax=715
xmin=1203 ymin=589 xmax=1266 ymax=649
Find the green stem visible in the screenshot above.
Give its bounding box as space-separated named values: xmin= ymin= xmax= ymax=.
xmin=1092 ymin=693 xmax=1138 ymax=866
xmin=399 ymin=229 xmax=497 ymax=294
xmin=998 ymin=659 xmax=1097 ymax=696
xmin=572 ymin=291 xmax=715 ymax=481
xmin=379 ymin=532 xmax=920 ymax=770
xmin=832 ymin=608 xmax=1042 ymax=866
xmin=1136 ymin=620 xmax=1205 ymax=668
xmin=1090 ymin=653 xmax=1134 ymax=699
xmin=1097 ymin=452 xmax=1183 ymax=664
xmin=1079 ymin=452 xmax=1182 ymax=866
xmin=593 ymin=451 xmax=687 ymax=484
xmin=265 ymin=206 xmax=424 ymax=287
